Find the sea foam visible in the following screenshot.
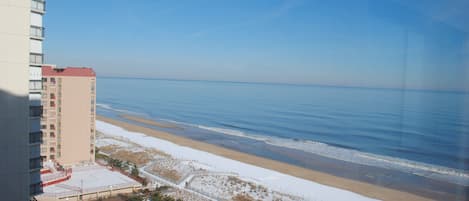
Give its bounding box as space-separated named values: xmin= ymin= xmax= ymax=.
xmin=185 ymin=123 xmax=469 ymax=186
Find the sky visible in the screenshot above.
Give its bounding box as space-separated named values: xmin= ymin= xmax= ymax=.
xmin=45 ymin=0 xmax=469 ymax=91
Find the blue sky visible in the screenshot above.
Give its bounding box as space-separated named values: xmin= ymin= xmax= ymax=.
xmin=45 ymin=0 xmax=469 ymax=91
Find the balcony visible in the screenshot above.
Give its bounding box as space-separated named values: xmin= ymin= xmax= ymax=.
xmin=31 ymin=0 xmax=46 ymax=14
xmin=29 ymin=131 xmax=43 ymax=144
xmin=29 ymin=80 xmax=42 ymax=92
xmin=50 ymin=101 xmax=55 ymax=107
xmin=29 ymin=93 xmax=41 ymax=107
xmin=29 ymin=157 xmax=42 ymax=171
xmin=30 ymin=53 xmax=43 ymax=66
xmin=30 ymin=26 xmax=44 ymax=40
xmin=29 ymin=106 xmax=43 ymax=118
xmin=30 ymin=144 xmax=41 ymax=158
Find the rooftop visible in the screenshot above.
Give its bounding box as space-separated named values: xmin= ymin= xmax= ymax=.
xmin=37 ymin=165 xmax=141 ymax=199
xmin=42 ymin=66 xmax=96 ymax=77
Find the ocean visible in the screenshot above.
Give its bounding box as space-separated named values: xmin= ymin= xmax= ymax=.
xmin=96 ymin=77 xmax=468 ymax=187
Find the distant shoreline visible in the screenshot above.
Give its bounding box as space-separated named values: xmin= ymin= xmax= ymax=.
xmin=97 ymin=115 xmax=432 ymax=201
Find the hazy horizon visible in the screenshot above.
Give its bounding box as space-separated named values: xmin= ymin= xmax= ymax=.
xmin=45 ymin=0 xmax=469 ymax=91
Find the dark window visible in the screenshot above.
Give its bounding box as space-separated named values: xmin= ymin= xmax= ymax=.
xmin=29 ymin=132 xmax=42 ymax=144
xmin=29 ymin=106 xmax=42 ymax=117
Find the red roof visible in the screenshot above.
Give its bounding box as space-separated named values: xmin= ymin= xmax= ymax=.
xmin=42 ymin=66 xmax=96 ymax=77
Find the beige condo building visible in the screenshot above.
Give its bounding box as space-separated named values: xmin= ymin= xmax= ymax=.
xmin=41 ymin=66 xmax=96 ymax=167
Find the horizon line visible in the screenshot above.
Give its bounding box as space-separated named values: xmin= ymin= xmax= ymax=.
xmin=97 ymin=75 xmax=468 ymax=94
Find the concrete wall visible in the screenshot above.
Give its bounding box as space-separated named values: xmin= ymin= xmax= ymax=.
xmin=0 ymin=0 xmax=32 ymax=200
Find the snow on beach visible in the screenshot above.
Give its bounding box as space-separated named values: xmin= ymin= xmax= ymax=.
xmin=96 ymin=120 xmax=378 ymax=201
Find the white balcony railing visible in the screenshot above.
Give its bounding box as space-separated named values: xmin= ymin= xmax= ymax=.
xmin=29 ymin=80 xmax=42 ymax=91
xmin=30 ymin=26 xmax=44 ymax=39
xmin=31 ymin=0 xmax=45 ymax=13
xmin=30 ymin=53 xmax=43 ymax=65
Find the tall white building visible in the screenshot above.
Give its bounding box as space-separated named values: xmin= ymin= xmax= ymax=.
xmin=0 ymin=0 xmax=45 ymax=199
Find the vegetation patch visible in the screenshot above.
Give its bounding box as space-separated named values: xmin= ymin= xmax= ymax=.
xmin=232 ymin=194 xmax=255 ymax=201
xmin=110 ymin=150 xmax=152 ymax=166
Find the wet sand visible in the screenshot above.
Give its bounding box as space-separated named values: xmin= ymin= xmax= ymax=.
xmin=97 ymin=115 xmax=434 ymax=201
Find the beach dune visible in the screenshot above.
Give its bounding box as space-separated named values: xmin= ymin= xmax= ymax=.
xmin=97 ymin=115 xmax=432 ymax=201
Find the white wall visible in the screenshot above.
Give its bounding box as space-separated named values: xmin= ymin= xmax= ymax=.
xmin=30 ymin=12 xmax=42 ymax=27
xmin=0 ymin=0 xmax=32 ymax=200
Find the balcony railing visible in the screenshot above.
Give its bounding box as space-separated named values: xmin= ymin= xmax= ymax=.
xmin=30 ymin=26 xmax=44 ymax=39
xmin=29 ymin=131 xmax=43 ymax=144
xmin=31 ymin=0 xmax=45 ymax=13
xmin=29 ymin=80 xmax=42 ymax=91
xmin=29 ymin=106 xmax=43 ymax=117
xmin=30 ymin=53 xmax=43 ymax=65
xmin=29 ymin=157 xmax=42 ymax=170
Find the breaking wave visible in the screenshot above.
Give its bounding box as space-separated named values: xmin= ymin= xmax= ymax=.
xmin=96 ymin=103 xmax=143 ymax=115
xmin=167 ymin=121 xmax=469 ymax=186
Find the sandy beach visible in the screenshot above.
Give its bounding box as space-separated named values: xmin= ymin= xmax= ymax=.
xmin=97 ymin=115 xmax=432 ymax=201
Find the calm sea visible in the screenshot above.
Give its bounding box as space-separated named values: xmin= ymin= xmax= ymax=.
xmin=96 ymin=77 xmax=468 ymax=184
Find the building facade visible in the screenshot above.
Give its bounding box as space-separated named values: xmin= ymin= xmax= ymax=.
xmin=41 ymin=66 xmax=96 ymax=167
xmin=0 ymin=0 xmax=45 ymax=199
xmin=29 ymin=0 xmax=46 ymax=195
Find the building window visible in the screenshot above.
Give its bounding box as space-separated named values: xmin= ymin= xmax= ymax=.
xmin=42 ymin=77 xmax=47 ymax=82
xmin=41 ymin=124 xmax=46 ymax=129
xmin=50 ymin=155 xmax=55 ymax=160
xmin=50 ymin=101 xmax=55 ymax=107
xmin=49 ymin=132 xmax=55 ymax=138
xmin=50 ymin=78 xmax=56 ymax=84
xmin=50 ymin=124 xmax=55 ymax=130
xmin=50 ymin=93 xmax=55 ymax=99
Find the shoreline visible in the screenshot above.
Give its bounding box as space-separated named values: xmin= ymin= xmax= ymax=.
xmin=97 ymin=115 xmax=432 ymax=201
